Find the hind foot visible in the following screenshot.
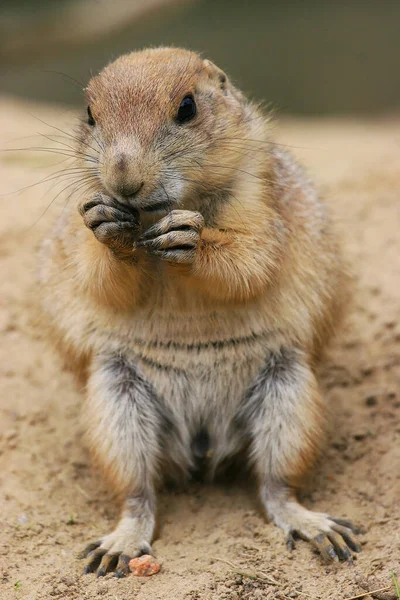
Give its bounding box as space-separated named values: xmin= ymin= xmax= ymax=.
xmin=262 ymin=484 xmax=363 ymax=562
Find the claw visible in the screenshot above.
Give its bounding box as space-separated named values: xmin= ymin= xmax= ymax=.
xmin=329 ymin=517 xmax=365 ymax=535
xmin=342 ymin=547 xmax=352 ymax=561
xmin=327 ymin=531 xmax=353 ymax=561
xmin=115 ymin=553 xmax=132 ymax=578
xmin=115 ymin=569 xmax=128 ymax=579
xmin=286 ymin=531 xmax=296 ymax=552
xmin=327 ymin=545 xmax=339 ymax=561
xmin=83 ymin=564 xmax=95 ymax=575
xmin=137 ymin=231 xmax=197 ymax=251
xmin=139 ymin=209 xmax=204 ymax=242
xmin=139 ymin=543 xmax=152 ymax=556
xmin=312 ymin=533 xmax=339 ymax=562
xmin=148 ymin=249 xmax=196 ymax=264
xmin=97 ymin=553 xmax=118 ymax=576
xmin=79 ymin=199 xmax=98 ymax=215
xmin=83 ymin=548 xmax=106 ymax=575
xmin=331 ymin=523 xmax=363 ymax=553
xmin=80 ymin=194 xmax=137 ymax=217
xmin=138 ymin=223 xmax=163 ymax=242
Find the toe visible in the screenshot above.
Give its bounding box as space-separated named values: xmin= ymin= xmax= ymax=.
xmin=83 ymin=548 xmax=106 ymax=574
xmin=331 ymin=523 xmax=363 ymax=553
xmin=312 ymin=533 xmax=339 ymax=562
xmin=115 ymin=554 xmax=132 ymax=578
xmin=327 ymin=531 xmax=352 ymax=561
xmin=97 ymin=553 xmax=119 ymax=577
xmin=78 ymin=540 xmax=102 ymax=560
xmin=286 ymin=531 xmax=296 ymax=551
xmin=139 ymin=542 xmax=152 ymax=555
xmin=138 ymin=231 xmax=197 ymax=250
xmin=138 ymin=217 xmax=169 ymax=240
xmin=329 ymin=517 xmax=365 ymax=535
xmin=150 ymin=248 xmax=196 ymax=264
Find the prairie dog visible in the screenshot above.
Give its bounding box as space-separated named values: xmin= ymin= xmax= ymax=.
xmin=39 ymin=47 xmax=362 ymax=577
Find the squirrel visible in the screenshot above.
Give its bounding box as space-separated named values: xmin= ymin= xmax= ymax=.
xmin=39 ymin=47 xmax=362 ymax=577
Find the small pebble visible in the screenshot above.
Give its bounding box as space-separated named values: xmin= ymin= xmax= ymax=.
xmin=17 ymin=514 xmax=28 ymax=525
xmin=129 ymin=554 xmax=161 ymax=576
xmin=365 ymin=395 xmax=377 ymax=406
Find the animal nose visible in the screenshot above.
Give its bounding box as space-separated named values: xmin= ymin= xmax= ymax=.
xmin=119 ymin=181 xmax=144 ymax=198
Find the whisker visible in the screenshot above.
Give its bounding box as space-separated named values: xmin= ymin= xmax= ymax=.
xmin=28 ymin=111 xmax=107 ymax=161
xmin=2 ymin=147 xmax=96 ymax=164
xmin=24 ymin=174 xmax=99 ymax=231
xmin=27 ymin=113 xmax=87 ymax=147
xmin=1 ymin=163 xmax=99 ymax=197
xmin=163 ymin=172 xmax=245 ymax=222
xmin=38 ymin=133 xmax=98 ymax=163
xmin=177 ymin=162 xmax=265 ymax=183
xmin=159 ymin=181 xmax=172 ymax=206
xmin=221 ymin=135 xmax=310 ymax=150
xmin=42 ymin=70 xmax=85 ymax=90
xmin=39 ymin=126 xmax=103 ymax=160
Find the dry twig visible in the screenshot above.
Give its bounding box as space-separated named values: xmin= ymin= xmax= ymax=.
xmin=211 ymin=556 xmax=280 ymax=586
xmin=344 ymin=586 xmax=391 ymax=600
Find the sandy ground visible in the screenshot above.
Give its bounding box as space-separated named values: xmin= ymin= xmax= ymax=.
xmin=0 ymin=98 xmax=399 ymax=600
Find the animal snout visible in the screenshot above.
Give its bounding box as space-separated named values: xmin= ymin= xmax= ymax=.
xmin=118 ymin=181 xmax=144 ymax=199
xmin=107 ymin=176 xmax=145 ymax=202
xmin=103 ymin=150 xmax=146 ymax=201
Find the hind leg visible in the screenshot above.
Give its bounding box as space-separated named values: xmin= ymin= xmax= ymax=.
xmin=237 ymin=347 xmax=362 ymax=561
xmin=80 ymin=353 xmax=171 ymax=577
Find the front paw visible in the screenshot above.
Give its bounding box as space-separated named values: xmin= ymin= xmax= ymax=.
xmin=137 ymin=209 xmax=204 ymax=264
xmin=79 ymin=192 xmax=140 ymax=256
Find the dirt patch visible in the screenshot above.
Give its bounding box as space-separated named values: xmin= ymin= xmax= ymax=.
xmin=1 ymin=98 xmax=399 ymax=600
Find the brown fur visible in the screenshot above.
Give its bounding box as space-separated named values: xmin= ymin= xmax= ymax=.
xmin=39 ymin=47 xmax=358 ymax=576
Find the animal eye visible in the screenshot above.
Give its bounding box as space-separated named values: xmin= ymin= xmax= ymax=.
xmin=87 ymin=106 xmax=95 ymax=126
xmin=176 ymin=94 xmax=196 ymax=124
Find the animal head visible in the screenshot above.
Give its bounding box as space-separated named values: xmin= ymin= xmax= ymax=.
xmin=79 ymin=47 xmax=265 ymax=213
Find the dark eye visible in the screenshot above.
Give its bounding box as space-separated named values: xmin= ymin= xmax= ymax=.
xmin=87 ymin=106 xmax=95 ymax=126
xmin=176 ymin=94 xmax=196 ymax=124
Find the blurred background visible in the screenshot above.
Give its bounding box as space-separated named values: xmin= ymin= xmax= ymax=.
xmin=1 ymin=0 xmax=399 ymax=116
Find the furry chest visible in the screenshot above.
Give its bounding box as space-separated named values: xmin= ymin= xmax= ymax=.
xmin=98 ymin=307 xmax=279 ymax=413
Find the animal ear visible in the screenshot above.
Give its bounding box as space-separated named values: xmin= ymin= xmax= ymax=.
xmin=202 ymin=59 xmax=229 ymax=92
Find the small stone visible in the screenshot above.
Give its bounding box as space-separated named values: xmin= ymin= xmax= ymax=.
xmin=361 ymin=366 xmax=374 ymax=377
xmin=129 ymin=554 xmax=161 ymax=576
xmin=17 ymin=514 xmax=28 ymax=525
xmin=353 ymin=429 xmax=369 ymax=441
xmin=365 ymin=395 xmax=377 ymax=406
